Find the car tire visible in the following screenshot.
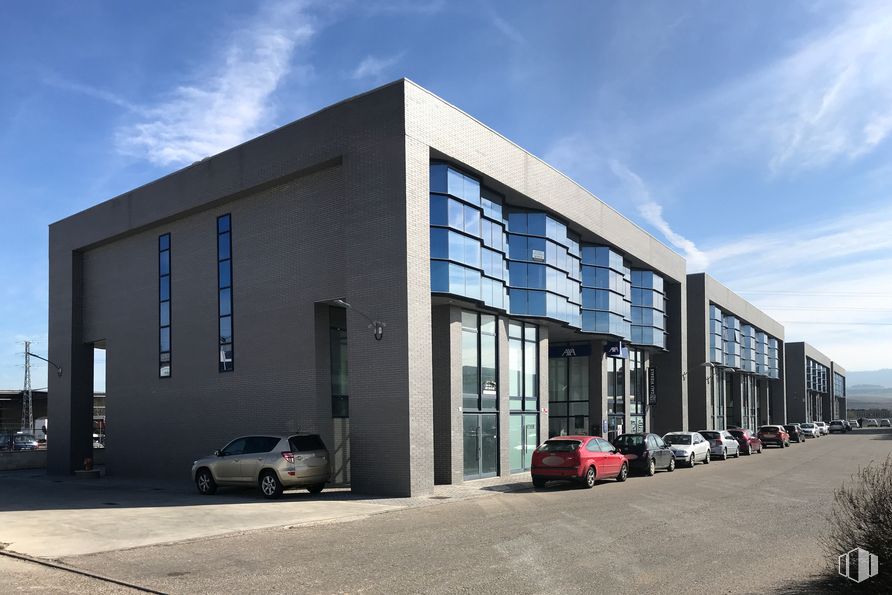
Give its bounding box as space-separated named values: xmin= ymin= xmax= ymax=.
xmin=646 ymin=458 xmax=656 ymax=477
xmin=616 ymin=463 xmax=628 ymax=482
xmin=195 ymin=468 xmax=217 ymax=496
xmin=667 ymin=457 xmax=676 ymax=472
xmin=703 ymin=451 xmax=711 ymax=464
xmin=259 ymin=470 xmax=284 ymax=499
xmin=307 ymin=483 xmax=325 ymax=495
xmin=583 ymin=466 xmax=597 ymax=488
xmin=734 ymin=448 xmax=740 ymax=458
xmin=688 ymin=454 xmax=696 ymax=467
xmin=532 ymin=476 xmax=546 ymax=489
xmin=722 ymin=448 xmax=727 ymax=460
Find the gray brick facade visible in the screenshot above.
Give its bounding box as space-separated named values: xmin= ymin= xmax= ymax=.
xmin=49 ymin=80 xmax=688 ymax=496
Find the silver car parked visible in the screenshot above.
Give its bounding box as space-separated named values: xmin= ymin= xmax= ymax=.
xmin=663 ymin=432 xmax=711 ymax=467
xmin=698 ymin=430 xmax=741 ymax=459
xmin=192 ymin=434 xmax=331 ymax=499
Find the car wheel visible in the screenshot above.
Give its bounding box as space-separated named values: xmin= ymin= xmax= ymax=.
xmin=195 ymin=468 xmax=217 ymax=495
xmin=722 ymin=448 xmax=727 ymax=460
xmin=532 ymin=476 xmax=546 ymax=489
xmin=646 ymin=458 xmax=656 ymax=477
xmin=688 ymin=454 xmax=696 ymax=467
xmin=667 ymin=457 xmax=676 ymax=472
xmin=259 ymin=470 xmax=284 ymax=499
xmin=734 ymin=447 xmax=740 ymax=458
xmin=703 ymin=451 xmax=711 ymax=464
xmin=583 ymin=466 xmax=597 ymax=489
xmin=307 ymin=483 xmax=325 ymax=495
xmin=616 ymin=463 xmax=628 ymax=482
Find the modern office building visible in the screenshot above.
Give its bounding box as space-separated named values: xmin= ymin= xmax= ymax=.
xmin=785 ymin=342 xmax=846 ymax=422
xmin=686 ymin=274 xmax=785 ymax=431
xmin=48 ymin=80 xmax=689 ymax=496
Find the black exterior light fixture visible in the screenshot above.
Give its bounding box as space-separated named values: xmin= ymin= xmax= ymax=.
xmin=332 ymin=299 xmax=386 ymax=341
xmin=27 ymin=351 xmax=63 ymax=377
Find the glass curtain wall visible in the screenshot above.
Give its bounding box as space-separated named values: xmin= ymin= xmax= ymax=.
xmin=607 ymin=357 xmax=626 ymax=435
xmin=330 ymin=307 xmax=348 ymax=418
xmin=509 ymin=320 xmax=539 ymax=472
xmin=711 ymin=369 xmax=726 ymax=430
xmin=548 ymin=351 xmax=589 ymax=437
xmin=462 ymin=311 xmax=499 ymax=479
xmin=629 ymin=349 xmax=645 ymax=432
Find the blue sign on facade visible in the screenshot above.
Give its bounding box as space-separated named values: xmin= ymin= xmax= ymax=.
xmin=604 ymin=341 xmax=629 ymax=359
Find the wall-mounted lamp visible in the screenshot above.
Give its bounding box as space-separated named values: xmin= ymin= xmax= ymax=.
xmin=332 ymin=299 xmax=386 ymax=341
xmin=27 ymin=352 xmax=63 ymax=377
xmin=700 ymin=361 xmax=717 ymax=382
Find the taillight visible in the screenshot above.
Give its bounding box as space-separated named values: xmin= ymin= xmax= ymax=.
xmin=712 ymin=440 xmax=721 ymax=447
xmin=281 ymin=451 xmax=294 ymax=463
xmin=567 ymin=448 xmax=580 ymax=465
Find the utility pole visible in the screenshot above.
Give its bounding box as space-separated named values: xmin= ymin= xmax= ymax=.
xmin=22 ymin=340 xmax=33 ymax=434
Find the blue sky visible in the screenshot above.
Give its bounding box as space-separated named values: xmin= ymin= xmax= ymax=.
xmin=2 ymin=0 xmax=890 ymax=390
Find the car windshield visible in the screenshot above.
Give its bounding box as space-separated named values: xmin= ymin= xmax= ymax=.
xmin=759 ymin=427 xmax=776 ymax=432
xmin=613 ymin=435 xmax=644 ymax=447
xmin=801 ymin=423 xmax=814 ymax=428
xmin=14 ymin=435 xmax=35 ymax=442
xmin=664 ymin=435 xmax=691 ymax=445
xmin=700 ymin=432 xmax=719 ymax=439
xmin=538 ymin=440 xmax=580 ymax=452
xmin=784 ymin=426 xmax=796 ymax=431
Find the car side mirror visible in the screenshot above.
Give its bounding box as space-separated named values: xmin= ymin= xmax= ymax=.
xmin=214 ymin=449 xmax=222 ymax=457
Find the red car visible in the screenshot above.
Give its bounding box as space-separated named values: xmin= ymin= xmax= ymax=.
xmin=757 ymin=425 xmax=790 ymax=448
xmin=531 ymin=435 xmax=629 ymax=489
xmin=728 ymin=428 xmax=763 ymax=455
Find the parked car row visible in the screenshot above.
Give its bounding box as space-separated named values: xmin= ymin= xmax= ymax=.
xmin=858 ymin=418 xmax=891 ymax=428
xmin=530 ymin=420 xmax=863 ymax=489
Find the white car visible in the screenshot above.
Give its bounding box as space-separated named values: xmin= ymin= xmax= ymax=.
xmin=698 ymin=430 xmax=741 ymax=459
xmin=799 ymin=423 xmax=819 ymax=438
xmin=814 ymin=421 xmax=829 ymax=435
xmin=663 ymin=432 xmax=711 ymax=467
xmin=881 ymin=419 xmax=891 ymax=427
xmin=865 ymin=419 xmax=879 ymax=427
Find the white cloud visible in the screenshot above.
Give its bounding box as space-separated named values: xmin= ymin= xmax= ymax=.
xmin=708 ymin=1 xmax=892 ymax=172
xmin=116 ymin=1 xmax=315 ymax=167
xmin=350 ymin=53 xmax=403 ymax=82
xmin=608 ymin=160 xmax=710 ymax=271
xmin=703 ymin=204 xmax=892 ymax=370
xmin=489 ymin=12 xmax=526 ymax=46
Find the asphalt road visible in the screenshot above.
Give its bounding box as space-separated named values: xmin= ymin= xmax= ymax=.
xmin=4 ymin=428 xmax=891 ymax=594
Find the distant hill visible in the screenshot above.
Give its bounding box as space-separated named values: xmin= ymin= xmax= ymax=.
xmin=846 ymin=369 xmax=892 ymax=388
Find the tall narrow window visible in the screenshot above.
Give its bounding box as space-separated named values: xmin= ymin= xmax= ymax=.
xmin=159 ymin=233 xmax=171 ymax=377
xmin=330 ymin=306 xmax=348 ymax=417
xmin=217 ymin=215 xmax=234 ymax=372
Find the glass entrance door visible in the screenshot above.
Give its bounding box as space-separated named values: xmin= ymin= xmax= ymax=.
xmin=510 ymin=413 xmax=538 ymax=472
xmin=463 ymin=413 xmax=498 ymax=479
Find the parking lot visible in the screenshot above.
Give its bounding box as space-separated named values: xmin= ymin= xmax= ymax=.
xmin=1 ymin=427 xmax=890 ymax=594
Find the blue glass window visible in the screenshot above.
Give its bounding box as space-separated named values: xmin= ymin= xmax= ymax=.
xmin=430 ymin=194 xmax=448 ymax=225
xmin=217 ymin=214 xmax=234 ymax=372
xmin=158 ymin=233 xmax=171 ymax=378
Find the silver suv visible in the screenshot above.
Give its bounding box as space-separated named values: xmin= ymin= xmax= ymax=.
xmin=192 ymin=434 xmax=331 ymax=499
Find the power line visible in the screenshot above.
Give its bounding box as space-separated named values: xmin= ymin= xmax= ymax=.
xmin=738 ymin=290 xmax=892 ymax=297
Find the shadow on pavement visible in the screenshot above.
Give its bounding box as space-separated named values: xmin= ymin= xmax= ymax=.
xmin=776 ymin=571 xmax=884 ymax=594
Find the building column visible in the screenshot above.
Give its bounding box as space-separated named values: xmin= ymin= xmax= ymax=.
xmin=589 ymin=340 xmax=607 ymax=436
xmin=48 ymin=250 xmax=94 ymax=475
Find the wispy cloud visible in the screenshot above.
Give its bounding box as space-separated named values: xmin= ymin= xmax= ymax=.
xmin=489 ymin=11 xmax=526 ymax=46
xmin=42 ymin=73 xmax=139 ymax=112
xmin=116 ymin=1 xmax=315 ymax=167
xmin=708 ymin=1 xmax=892 ymax=172
xmin=608 ymin=160 xmax=710 ymax=271
xmin=704 ymin=203 xmax=892 ymax=370
xmin=350 ymin=53 xmax=403 ymax=82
